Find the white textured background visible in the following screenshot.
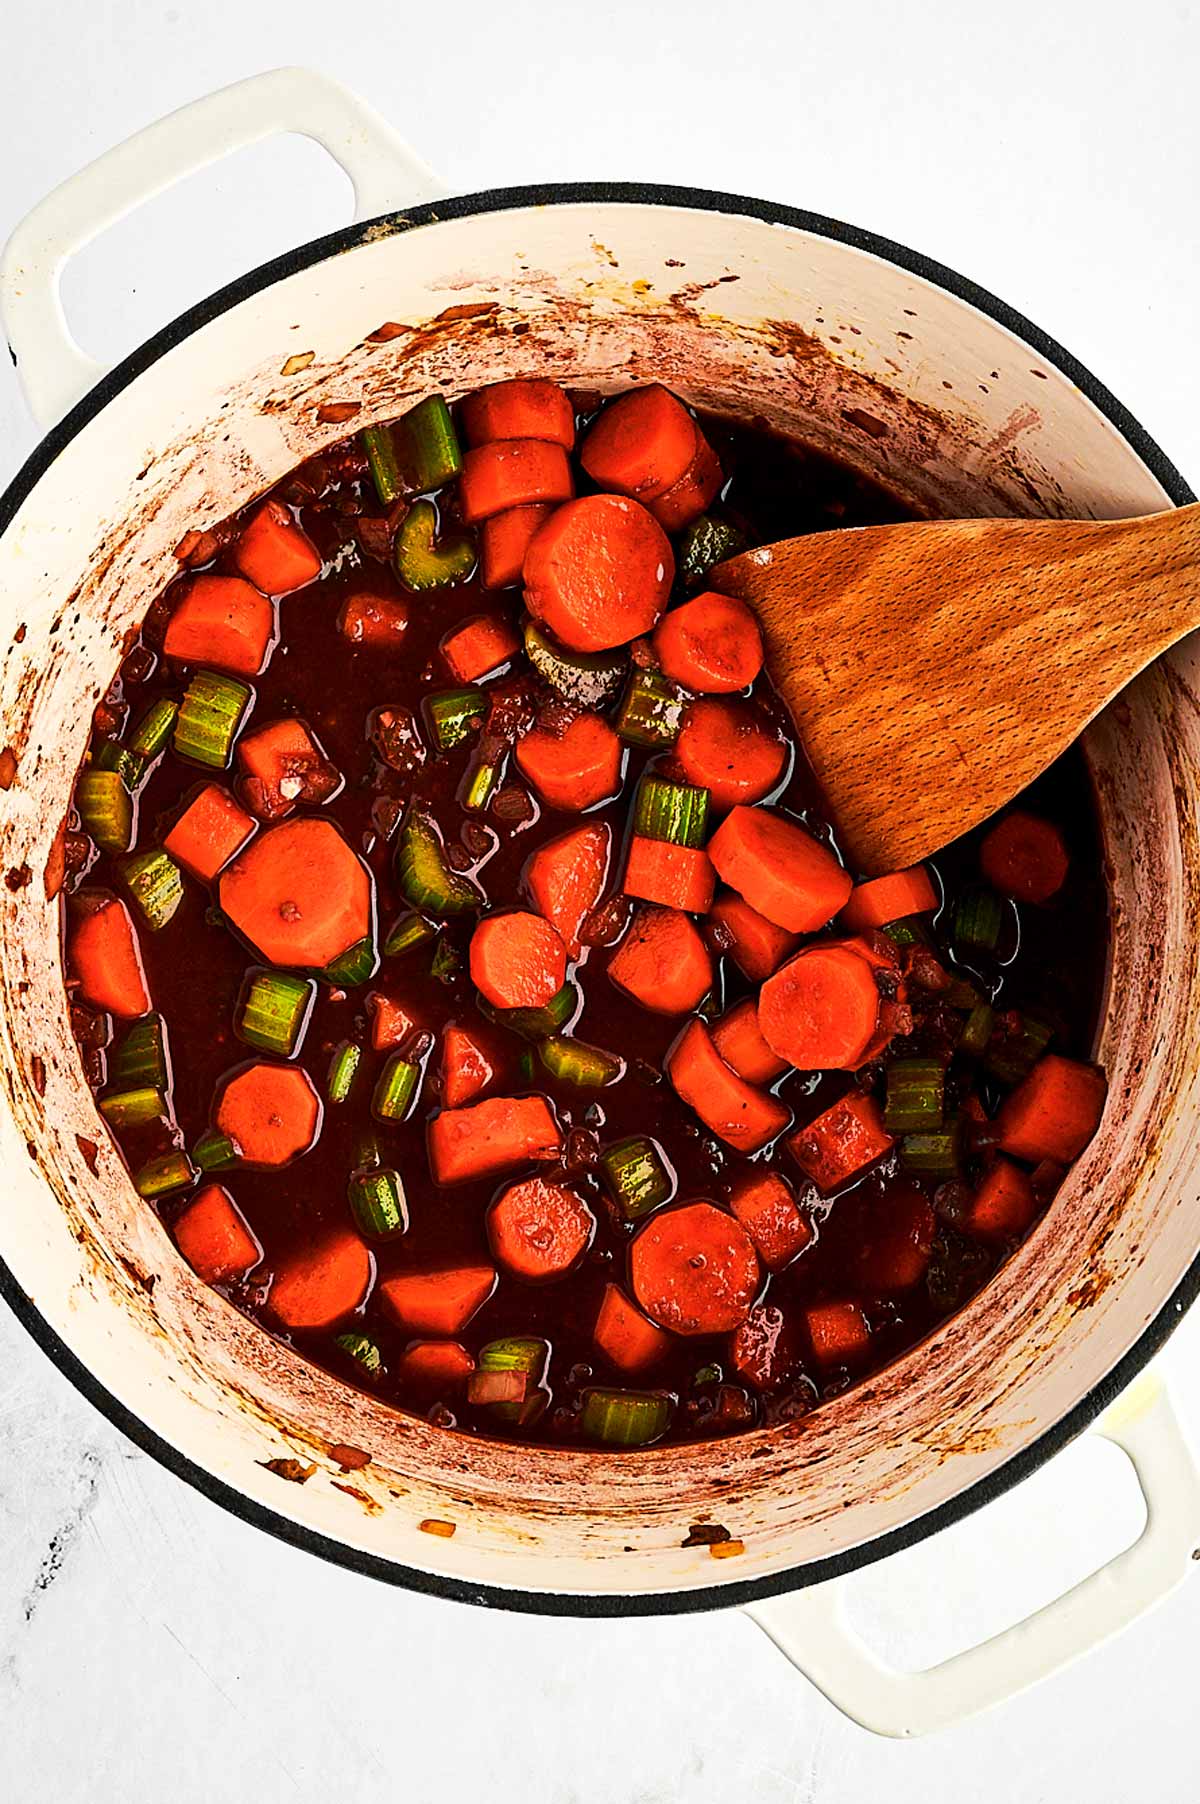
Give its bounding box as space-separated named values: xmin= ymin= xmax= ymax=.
xmin=2 ymin=1 xmax=1199 ymax=1797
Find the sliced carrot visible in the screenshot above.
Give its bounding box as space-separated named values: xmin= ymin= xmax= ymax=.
xmin=427 ymin=1094 xmax=561 ymax=1187
xmin=648 ymin=431 xmax=723 ymax=532
xmin=524 ymin=820 xmax=611 ymax=957
xmin=580 ymin=386 xmax=699 ymax=499
xmin=730 ymin=1171 xmax=813 ymax=1271
xmin=219 ymin=817 xmax=372 ymax=969
xmin=396 ymin=1339 xmax=476 ymax=1392
xmin=380 ymin=1264 xmax=497 ymax=1336
xmin=338 ymin=591 xmax=410 ymax=647
xmin=487 ymin=1176 xmax=595 ymax=1280
xmin=712 ymin=998 xmax=788 ymax=1084
xmin=980 ymin=811 xmax=1070 ymax=904
xmin=68 ymin=893 xmax=150 ymax=1019
xmin=593 ymin=1283 xmax=671 ymax=1374
xmin=469 ymin=911 xmax=568 ymax=1010
xmin=995 ymin=1054 xmax=1106 ymax=1163
xmin=708 ymin=806 xmax=852 ymax=931
xmin=652 ymin=592 xmax=764 ymax=694
xmin=667 ymin=1018 xmax=790 ymax=1153
xmin=269 ymin=1230 xmax=373 ymax=1330
xmin=805 ymin=1301 xmax=870 ymax=1367
xmin=369 ymin=993 xmax=416 ymax=1051
xmin=515 ymin=711 xmax=622 ymax=811
xmin=163 ymin=574 xmax=276 ymax=677
xmin=523 ymin=494 xmax=674 ymax=653
xmin=839 ymin=865 xmax=938 ymax=933
xmin=441 ymin=1024 xmax=495 ymax=1109
xmin=164 ymin=783 xmax=254 ymax=882
xmin=789 ymin=1091 xmax=894 ymax=1194
xmin=480 ymin=503 xmax=555 ymax=589
xmin=966 ymin=1158 xmax=1038 ymax=1243
xmin=856 ymin=1180 xmax=935 ymax=1290
xmin=460 ymin=378 xmax=575 ymax=449
xmin=215 ymin=1061 xmax=321 ymax=1167
xmin=459 ymin=439 xmax=574 ymax=523
xmin=174 ymin=1183 xmax=262 ymax=1284
xmin=674 ymin=698 xmax=787 ymax=808
xmin=630 ymin=1201 xmax=760 ymax=1335
xmin=607 ymin=905 xmax=713 ymax=1014
xmin=624 ymin=836 xmax=715 ymax=914
xmin=236 ymin=717 xmax=341 ymax=821
xmin=441 ymin=611 xmax=522 ymax=682
xmin=758 ymin=943 xmax=883 ymax=1071
xmin=233 ymin=497 xmax=322 ymax=594
xmin=730 ymin=1303 xmax=804 ymax=1391
xmin=708 ymin=889 xmax=798 ymax=981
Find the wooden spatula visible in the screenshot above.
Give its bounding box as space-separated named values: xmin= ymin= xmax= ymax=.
xmin=713 ymin=504 xmax=1200 ymax=874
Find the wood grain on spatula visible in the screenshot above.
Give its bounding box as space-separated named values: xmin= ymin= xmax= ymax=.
xmin=715 ymin=504 xmax=1200 ymax=874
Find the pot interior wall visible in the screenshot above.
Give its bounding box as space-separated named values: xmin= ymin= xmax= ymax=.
xmin=2 ymin=198 xmax=1198 ymax=1600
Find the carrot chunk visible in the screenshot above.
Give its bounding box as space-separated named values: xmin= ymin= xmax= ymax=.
xmin=674 ymin=699 xmax=787 ymax=808
xmin=469 ymin=911 xmax=568 ymax=1010
xmin=480 ymin=503 xmax=555 ymax=589
xmin=648 ymin=431 xmax=723 ymax=532
xmin=380 ymin=1265 xmax=497 ymax=1336
xmin=459 ymin=439 xmax=574 ymax=523
xmin=233 ymin=497 xmax=322 ymax=594
xmin=608 ymin=905 xmax=713 ymax=1014
xmin=652 ymin=592 xmax=764 ymax=693
xmin=839 ymin=865 xmax=938 ymax=933
xmin=967 ymin=1158 xmax=1038 ymax=1242
xmin=338 ymin=591 xmax=410 ymax=647
xmin=441 ymin=1024 xmax=495 ymax=1109
xmin=855 ymin=1180 xmax=935 ymax=1290
xmin=624 ymin=836 xmax=715 ymax=914
xmin=805 ymin=1301 xmax=870 ymax=1367
xmin=215 ymin=1061 xmax=321 ymax=1167
xmin=269 ymin=1230 xmax=373 ymax=1330
xmin=630 ymin=1201 xmax=760 ymax=1335
xmin=758 ymin=942 xmax=883 ymax=1071
xmin=708 ymin=889 xmax=798 ymax=981
xmin=580 ymin=386 xmax=699 ymax=499
xmin=397 ymin=1339 xmax=476 ymax=1392
xmin=730 ymin=1172 xmax=813 ymax=1270
xmin=164 ymin=574 xmax=276 ymax=677
xmin=523 ymin=494 xmax=674 ymax=653
xmin=68 ymin=893 xmax=151 ymax=1019
xmin=164 ymin=784 xmax=254 ymax=881
xmin=237 ymin=717 xmax=341 ymax=821
xmin=980 ymin=811 xmax=1070 ymax=904
xmin=175 ymin=1183 xmax=262 ymax=1284
xmin=460 ymin=378 xmax=575 ymax=450
xmin=712 ymin=998 xmax=788 ymax=1084
xmin=427 ymin=1094 xmax=561 ymax=1187
xmin=441 ymin=612 xmax=521 ymax=682
xmin=708 ymin=806 xmax=852 ymax=931
xmin=524 ymin=820 xmax=611 ymax=957
xmin=730 ymin=1302 xmax=805 ymax=1391
xmin=219 ymin=817 xmax=372 ymax=970
xmin=789 ymin=1091 xmax=894 ymax=1194
xmin=487 ymin=1176 xmax=595 ymax=1280
xmin=996 ymin=1054 xmax=1106 ymax=1163
xmin=667 ymin=1018 xmax=790 ymax=1153
xmin=515 ymin=711 xmax=622 ymax=812
xmin=593 ymin=1283 xmax=671 ymax=1373
xmin=369 ymin=993 xmax=416 ymax=1051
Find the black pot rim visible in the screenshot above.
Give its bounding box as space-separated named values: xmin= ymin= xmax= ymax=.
xmin=2 ymin=179 xmax=1196 ymax=1620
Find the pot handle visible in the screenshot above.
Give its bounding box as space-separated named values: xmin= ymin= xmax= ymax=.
xmin=745 ymin=1374 xmax=1200 ymax=1738
xmin=0 ymin=67 xmax=446 ymax=429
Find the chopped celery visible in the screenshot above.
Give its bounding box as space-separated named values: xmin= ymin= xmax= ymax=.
xmin=128 ymin=697 xmax=179 ymax=763
xmin=348 ymin=1165 xmax=408 ymax=1240
xmin=326 ymin=1041 xmax=362 ymax=1105
xmin=985 ymin=1014 xmax=1054 ymax=1086
xmin=882 ymin=916 xmax=934 ymax=951
xmin=92 ymin=740 xmax=145 ymax=789
xmin=425 ymin=687 xmax=487 ymax=752
xmin=959 ymin=1003 xmax=995 ymax=1059
xmin=953 ymin=887 xmax=1004 ymax=954
xmin=134 ymin=1149 xmax=195 ymax=1198
xmin=77 ymin=769 xmax=134 ymax=852
xmin=462 ymin=757 xmax=501 ymax=813
xmin=396 ymin=810 xmax=482 ymax=914
xmin=581 ymin=1387 xmax=671 ymax=1447
xmin=362 ymin=423 xmax=404 ymax=505
xmin=394 ymin=500 xmax=475 ymax=592
xmin=538 ymin=1037 xmax=624 ymax=1087
xmin=192 ymin=1128 xmax=238 ymax=1172
xmin=884 ymin=1058 xmax=945 ymax=1133
xmin=120 ymin=849 xmax=184 ymax=931
xmin=319 ymin=936 xmax=379 ymax=987
xmin=677 ymin=514 xmax=747 ymax=591
xmin=485 ymin=980 xmax=580 ymax=1041
xmin=237 ymin=971 xmax=315 ymax=1057
xmin=633 ymin=774 xmax=709 ymax=848
xmin=372 ymin=1053 xmax=421 ymax=1122
xmin=109 ymin=1015 xmax=169 ymax=1091
xmin=615 ymin=669 xmax=684 ymax=748
xmin=173 ymin=670 xmax=251 ymax=769
xmin=383 ymin=910 xmax=437 ymax=957
xmin=943 ymin=974 xmax=984 ymax=1010
xmin=98 ymin=1086 xmax=168 ymax=1131
xmin=335 ymin=1330 xmax=383 ymax=1379
xmin=600 ymin=1136 xmax=673 ymax=1220
xmin=430 ymin=937 xmax=462 ymax=984
xmin=364 ymin=398 xmax=462 ymax=503
xmin=523 ymin=620 xmax=626 ymax=709
xmin=900 ymin=1120 xmax=964 ymax=1178
xmin=470 ymin=1337 xmax=549 ymax=1426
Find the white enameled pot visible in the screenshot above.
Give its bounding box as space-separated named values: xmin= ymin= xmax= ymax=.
xmin=2 ymin=70 xmax=1199 ymax=1740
